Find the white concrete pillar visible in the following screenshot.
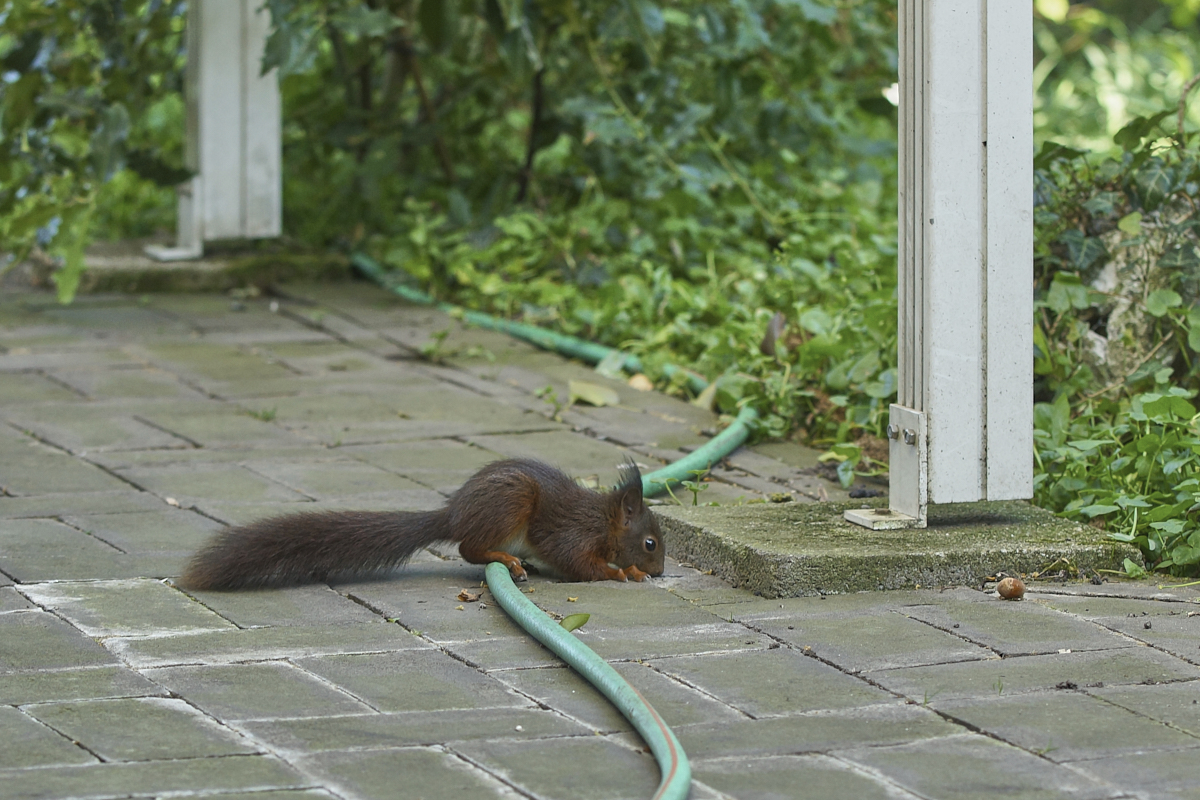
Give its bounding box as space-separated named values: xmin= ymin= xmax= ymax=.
xmin=848 ymin=0 xmax=1033 ymax=529
xmin=147 ymin=0 xmax=281 ymax=260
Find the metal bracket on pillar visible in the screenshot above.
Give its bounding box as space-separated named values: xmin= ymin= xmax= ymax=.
xmin=144 ymin=178 xmax=204 ymax=261
xmin=845 ymin=404 xmax=927 ymax=530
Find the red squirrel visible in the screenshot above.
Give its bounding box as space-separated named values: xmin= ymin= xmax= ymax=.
xmin=178 ymin=459 xmax=665 ymax=590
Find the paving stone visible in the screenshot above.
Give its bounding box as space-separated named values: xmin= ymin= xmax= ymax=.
xmin=934 ymin=690 xmax=1200 ymax=762
xmin=21 ymin=579 xmax=234 ymax=638
xmin=341 ymin=438 xmax=504 ymax=494
xmin=36 ymin=303 xmax=189 ymax=335
xmin=0 ymin=705 xmax=95 ymax=768
xmin=298 ymin=649 xmax=531 ymax=713
xmin=1068 ymin=746 xmax=1200 ymax=798
xmin=115 ymin=462 xmax=312 ymax=506
xmin=337 ymin=567 xmax=532 ymax=642
xmin=143 ymin=662 xmax=374 ymax=720
xmin=275 ymin=281 xmax=427 ymax=323
xmin=87 ymin=443 xmax=332 ymax=471
xmin=136 ymin=407 xmax=307 ymax=448
xmin=656 ymin=568 xmax=763 ymax=606
xmin=571 ymin=621 xmax=774 ymax=662
xmin=244 ymin=706 xmax=587 ymax=755
xmin=62 ymin=508 xmax=224 ymax=554
xmin=0 ymin=517 xmax=140 ymax=581
xmin=0 ymin=490 xmax=164 ymax=519
xmin=106 ymin=621 xmax=432 ymax=668
xmin=1091 ymin=680 xmax=1200 ymax=736
xmin=0 ymin=754 xmax=307 ymax=800
xmin=0 ymin=348 xmax=140 ymax=372
xmin=1089 ymin=612 xmax=1200 ymax=663
xmin=244 ymin=459 xmax=440 ymax=501
xmin=27 ymin=696 xmax=258 ymax=761
xmin=442 ymin=633 xmax=569 ymax=671
xmin=0 ymin=372 xmax=86 ymax=404
xmin=47 ymin=365 xmax=207 ymax=400
xmin=673 ymin=703 xmax=960 ymax=760
xmin=0 ymin=611 xmax=125 ymax=676
xmin=248 ymin=391 xmax=434 ymax=427
xmin=453 ymin=734 xmax=661 ymax=800
xmin=0 ymin=585 xmax=34 ymax=611
xmin=1028 ymin=578 xmax=1200 ymax=602
xmin=143 ymin=342 xmax=300 ymax=384
xmin=188 ymin=584 xmax=384 ymax=627
xmin=841 ymin=733 xmax=1119 ymax=800
xmin=729 ymin=587 xmax=986 ymax=620
xmin=256 ymin=338 xmax=380 ymax=367
xmin=191 ymin=791 xmax=337 ymax=800
xmin=563 ymin=403 xmax=711 ymax=449
xmin=495 ymin=661 xmax=745 ymax=732
xmin=298 ymin=746 xmax=518 ymax=800
xmin=899 ymin=598 xmax=1133 ymax=656
xmin=0 ymin=666 xmax=164 ymax=705
xmin=528 ymin=580 xmax=733 ymax=629
xmin=871 ymin=647 xmax=1200 ymax=703
xmin=1033 ymin=594 xmax=1200 ymax=619
xmin=647 ymin=648 xmax=899 ymax=717
xmin=691 ymin=753 xmax=908 ymax=800
xmin=754 ymin=611 xmax=994 ymax=673
xmin=0 ymin=451 xmax=130 ymax=496
xmin=5 ymin=404 xmax=194 ymax=453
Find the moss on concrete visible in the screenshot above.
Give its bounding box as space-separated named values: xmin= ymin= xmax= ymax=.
xmin=655 ymin=500 xmax=1141 ymax=599
xmin=66 ymin=246 xmax=352 ymax=295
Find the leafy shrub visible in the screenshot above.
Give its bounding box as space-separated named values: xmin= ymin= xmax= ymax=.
xmin=0 ymin=0 xmax=188 ymax=299
xmin=1033 ymin=108 xmax=1200 ymax=576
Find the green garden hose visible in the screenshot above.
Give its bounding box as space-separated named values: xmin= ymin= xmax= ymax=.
xmin=354 ymin=251 xmax=767 ymax=800
xmin=484 ymin=562 xmax=691 ymax=800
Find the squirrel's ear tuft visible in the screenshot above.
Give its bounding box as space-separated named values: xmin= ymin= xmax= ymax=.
xmin=616 ymin=461 xmax=643 ymax=502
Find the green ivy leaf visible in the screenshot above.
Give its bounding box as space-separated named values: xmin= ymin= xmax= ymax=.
xmin=1058 ymin=231 xmax=1107 ymax=272
xmin=1145 ymin=289 xmax=1182 ymax=317
xmin=1122 ymin=558 xmax=1147 ymax=578
xmin=1135 ymin=158 xmax=1175 ymax=211
xmin=1079 ymin=504 xmax=1120 ymax=517
xmin=1046 ymin=273 xmax=1091 ymax=312
xmin=1157 ymin=246 xmax=1200 ymax=270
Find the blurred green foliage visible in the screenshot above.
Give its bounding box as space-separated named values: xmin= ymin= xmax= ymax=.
xmin=1033 ymin=106 xmax=1200 ymax=576
xmin=0 ymin=0 xmax=188 ymax=300
xmin=260 ymin=0 xmax=901 ymax=445
xmin=1034 ymin=0 xmax=1200 ymax=150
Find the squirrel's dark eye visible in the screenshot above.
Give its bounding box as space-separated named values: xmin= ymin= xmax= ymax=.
xmin=643 ymin=537 xmax=657 ymax=552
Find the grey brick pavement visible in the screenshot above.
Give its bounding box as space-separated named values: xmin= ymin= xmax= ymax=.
xmin=1 ymin=284 xmax=1199 ymax=800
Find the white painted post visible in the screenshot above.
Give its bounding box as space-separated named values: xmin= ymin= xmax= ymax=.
xmin=146 ymin=0 xmax=281 ymax=261
xmin=846 ymin=0 xmax=1033 ymax=530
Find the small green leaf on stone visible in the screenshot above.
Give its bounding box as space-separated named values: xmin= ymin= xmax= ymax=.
xmin=560 ymin=613 xmax=590 ymax=632
xmin=568 ymin=380 xmax=620 ymax=407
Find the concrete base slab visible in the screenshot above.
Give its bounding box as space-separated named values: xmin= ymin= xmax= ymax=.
xmin=657 ymin=500 xmax=1141 ymax=598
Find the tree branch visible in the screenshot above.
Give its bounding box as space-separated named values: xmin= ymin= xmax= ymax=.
xmin=516 ymin=67 xmax=545 ymax=203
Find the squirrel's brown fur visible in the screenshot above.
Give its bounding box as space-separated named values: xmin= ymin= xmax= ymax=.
xmin=178 ymin=459 xmax=664 ymax=590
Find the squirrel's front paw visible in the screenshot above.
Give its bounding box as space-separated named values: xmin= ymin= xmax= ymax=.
xmin=625 ymin=565 xmax=649 ymax=582
xmin=509 ymin=563 xmax=529 ymax=582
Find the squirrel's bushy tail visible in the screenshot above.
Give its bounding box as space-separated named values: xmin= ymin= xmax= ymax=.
xmin=178 ymin=510 xmax=451 ymax=590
